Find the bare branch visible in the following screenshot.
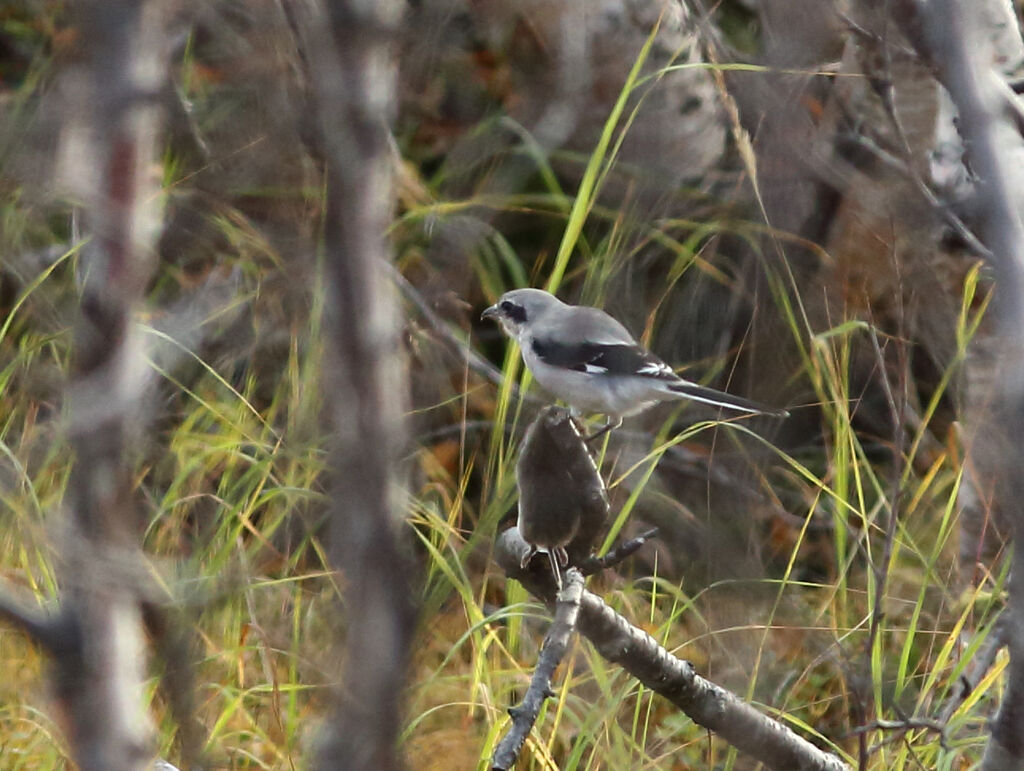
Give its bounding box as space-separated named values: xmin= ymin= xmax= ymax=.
xmin=495 ymin=530 xmax=848 ymax=771
xmin=491 ymin=569 xmax=585 ymax=770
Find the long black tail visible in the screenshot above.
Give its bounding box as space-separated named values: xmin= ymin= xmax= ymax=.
xmin=665 ymin=379 xmax=789 ymax=417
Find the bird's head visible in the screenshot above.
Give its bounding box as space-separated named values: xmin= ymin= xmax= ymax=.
xmin=481 ymin=288 xmax=562 ymax=341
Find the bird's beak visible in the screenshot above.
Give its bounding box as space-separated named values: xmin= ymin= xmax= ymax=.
xmin=481 ymin=304 xmax=500 ymax=321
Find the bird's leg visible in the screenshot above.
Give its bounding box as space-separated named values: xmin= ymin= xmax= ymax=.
xmin=520 ymin=545 xmax=537 ymax=571
xmin=546 ymin=549 xmax=564 ymax=590
xmin=585 ymin=415 xmax=622 ymax=443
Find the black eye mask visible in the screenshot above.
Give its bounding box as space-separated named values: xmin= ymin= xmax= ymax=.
xmin=501 ymin=301 xmax=527 ymax=324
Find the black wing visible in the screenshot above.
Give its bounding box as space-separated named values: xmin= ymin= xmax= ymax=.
xmin=532 ymin=339 xmax=677 ymax=380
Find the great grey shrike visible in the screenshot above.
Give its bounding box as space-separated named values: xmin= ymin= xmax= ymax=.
xmin=482 ymin=288 xmax=787 ymax=438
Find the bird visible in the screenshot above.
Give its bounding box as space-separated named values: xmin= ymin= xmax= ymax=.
xmin=482 ymin=288 xmax=787 ymax=439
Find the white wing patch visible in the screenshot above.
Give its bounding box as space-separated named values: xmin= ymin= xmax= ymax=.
xmin=638 ymin=361 xmax=674 ymax=377
xmin=583 ymin=363 xmax=610 ymax=374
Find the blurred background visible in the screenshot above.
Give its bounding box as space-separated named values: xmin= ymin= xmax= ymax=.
xmin=0 ymin=0 xmax=1015 ymax=767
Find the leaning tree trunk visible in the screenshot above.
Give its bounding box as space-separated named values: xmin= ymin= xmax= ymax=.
xmin=893 ymin=0 xmax=1024 ymax=766
xmin=290 ymin=1 xmax=416 ymax=770
xmin=57 ymin=0 xmax=168 ymax=767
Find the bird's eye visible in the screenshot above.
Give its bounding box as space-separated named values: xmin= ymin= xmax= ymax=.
xmin=500 ymin=300 xmax=527 ymax=323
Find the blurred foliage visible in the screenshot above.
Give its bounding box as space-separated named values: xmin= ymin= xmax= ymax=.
xmin=0 ymin=1 xmax=1009 ymax=769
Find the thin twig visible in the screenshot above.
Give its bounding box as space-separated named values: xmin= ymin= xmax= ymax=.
xmin=832 ymin=19 xmax=994 ymax=261
xmin=846 ymin=716 xmax=946 ymax=739
xmin=865 ymin=322 xmax=908 ymax=687
xmin=577 ymin=528 xmax=660 ymax=575
xmin=383 ymin=261 xmax=540 ymax=405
